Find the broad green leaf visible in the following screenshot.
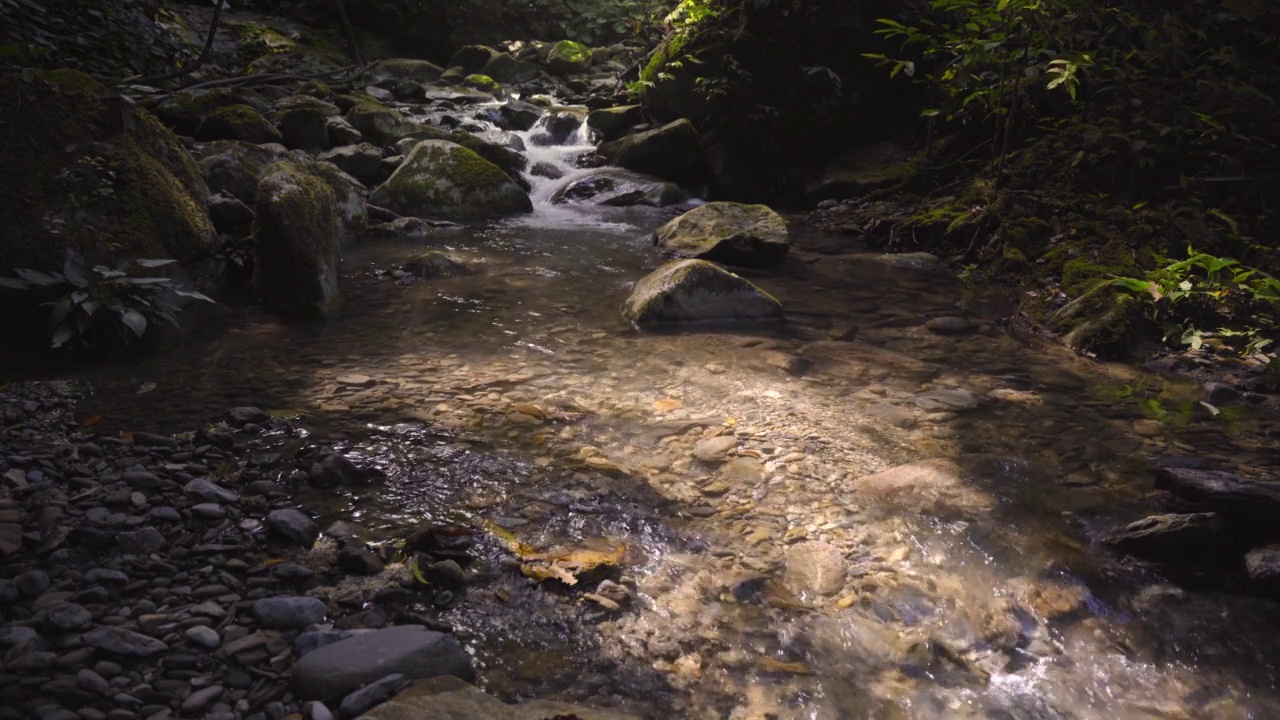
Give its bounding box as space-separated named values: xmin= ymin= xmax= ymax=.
xmin=173 ymin=287 xmax=216 ymax=303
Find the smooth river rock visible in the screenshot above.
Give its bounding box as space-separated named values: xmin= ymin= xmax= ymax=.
xmin=623 ymin=259 xmax=785 ymax=326
xmin=653 ymin=202 xmax=789 ymax=269
xmin=292 ymin=625 xmax=475 ymax=702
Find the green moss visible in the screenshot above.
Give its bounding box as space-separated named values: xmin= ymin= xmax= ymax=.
xmin=640 ymin=32 xmax=692 ymax=88
xmin=297 ymin=80 xmax=334 ymax=99
xmin=551 ymin=40 xmax=590 ymax=63
xmin=36 ymin=69 xmax=101 ymax=96
xmin=463 ymin=74 xmax=500 ymax=93
xmin=195 ymin=104 xmax=281 ymax=144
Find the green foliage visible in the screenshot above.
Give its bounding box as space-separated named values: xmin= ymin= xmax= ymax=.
xmin=0 ymin=251 xmax=213 ymax=352
xmin=1111 ymin=246 xmax=1280 ymax=357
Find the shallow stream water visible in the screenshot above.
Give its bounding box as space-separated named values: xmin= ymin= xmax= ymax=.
xmin=55 ymin=96 xmax=1280 ymax=718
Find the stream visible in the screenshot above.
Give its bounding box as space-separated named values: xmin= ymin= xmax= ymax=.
xmin=56 ymin=93 xmax=1280 ymax=718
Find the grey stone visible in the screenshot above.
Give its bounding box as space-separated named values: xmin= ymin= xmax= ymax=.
xmin=339 ymin=673 xmax=404 ymax=718
xmin=912 ymin=388 xmax=980 ymax=411
xmin=266 ymin=509 xmax=319 ymax=547
xmin=623 ymin=259 xmax=784 ymax=326
xmin=15 ymin=569 xmax=51 ymax=596
xmin=183 ymin=626 xmax=221 ymax=650
xmin=78 ymin=668 xmax=109 ymax=694
xmin=227 ymin=407 xmax=271 ymax=426
xmin=295 ymin=630 xmax=370 ymax=658
xmin=253 ymin=597 xmax=327 ymax=629
xmin=0 ymin=626 xmax=38 ymax=647
xmin=84 ymin=569 xmax=128 ymax=585
xmin=185 ymin=478 xmax=239 ymax=504
xmin=191 ymin=503 xmax=227 ymax=519
xmin=149 ymin=507 xmax=182 ymax=523
xmin=8 ymin=651 xmax=57 ymax=671
xmin=82 ymin=627 xmax=169 ymax=657
xmin=46 ymin=603 xmax=93 ymax=632
xmin=291 ymin=626 xmax=474 ymax=702
xmin=1246 ymin=547 xmax=1280 ymax=595
xmin=654 ymin=202 xmax=789 ymax=269
xmin=693 ymin=436 xmax=738 ymax=462
xmin=181 ymin=686 xmax=224 ymax=713
xmin=303 ymin=700 xmax=334 ymax=720
xmin=925 ymin=316 xmax=975 ymax=335
xmin=1105 ymin=513 xmax=1224 ymax=560
xmin=117 ymin=528 xmax=165 ymax=555
xmin=784 ymin=541 xmax=847 ymax=597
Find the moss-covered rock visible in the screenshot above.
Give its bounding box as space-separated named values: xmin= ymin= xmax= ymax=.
xmin=153 ymin=88 xmax=273 ymax=137
xmin=449 ymin=45 xmax=501 ymax=72
xmin=195 ymin=104 xmax=284 ymax=145
xmin=252 ymin=161 xmax=342 ymax=320
xmin=654 ymin=202 xmax=790 ymax=269
xmin=0 ymin=70 xmax=217 ymax=340
xmin=638 ymin=32 xmax=705 ymax=124
xmin=586 ymin=105 xmax=645 ymax=142
xmin=599 ymin=119 xmax=705 ymax=185
xmin=463 ymin=74 xmax=501 ymax=94
xmin=547 ymin=40 xmax=593 ymax=75
xmin=1050 ymin=281 xmax=1139 ymax=357
xmin=317 ymin=144 xmax=385 ymax=186
xmin=309 ymin=162 xmax=369 ymax=243
xmin=274 ymin=105 xmax=331 ymax=150
xmin=370 ymin=140 xmax=531 ymax=220
xmin=370 ymin=59 xmax=445 ymax=84
xmin=805 ymin=142 xmax=912 ymax=202
xmin=198 ymin=141 xmax=294 ymax=201
xmin=482 ymin=53 xmax=540 ymax=84
xmin=403 ymin=251 xmax=470 ymax=279
xmin=550 ymin=170 xmax=685 ymax=208
xmin=344 ymin=97 xmax=413 ymax=146
xmin=393 ymin=129 xmax=528 ymax=186
xmin=623 ymin=259 xmax=785 ymax=326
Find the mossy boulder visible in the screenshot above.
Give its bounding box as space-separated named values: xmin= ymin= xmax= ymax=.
xmin=195 ymin=104 xmax=284 ymax=145
xmin=370 ymin=140 xmax=531 ymax=220
xmin=344 ymin=98 xmax=413 ymax=146
xmin=309 ymin=162 xmax=369 ymax=243
xmin=252 ymin=161 xmax=342 ymax=320
xmin=270 ymin=96 xmax=341 ymax=151
xmin=599 ymin=119 xmax=705 ymax=185
xmin=370 ymin=59 xmax=445 ymax=84
xmin=198 ymin=141 xmax=294 ymax=201
xmin=654 ymin=202 xmax=789 ymax=269
xmin=638 ymin=32 xmax=706 ymax=124
xmin=449 ymin=45 xmax=501 ymax=72
xmin=482 ymin=53 xmax=540 ymax=84
xmin=586 ymin=105 xmax=645 ymax=142
xmin=1050 ymin=281 xmax=1139 ymax=357
xmin=393 ymin=130 xmax=528 ymax=187
xmin=547 ymin=41 xmax=593 ymax=75
xmin=318 ymin=144 xmax=385 ymax=186
xmin=0 ymin=70 xmax=217 ymax=339
xmin=623 ymin=259 xmax=785 ymax=326
xmin=153 ymin=87 xmax=272 ymax=136
xmin=463 ymin=74 xmax=501 ymax=94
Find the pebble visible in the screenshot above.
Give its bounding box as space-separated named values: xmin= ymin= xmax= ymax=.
xmin=46 ymin=602 xmax=93 ymax=631
xmin=692 ymin=436 xmax=738 ymax=462
xmin=181 ymin=686 xmax=224 ymax=713
xmin=253 ymin=597 xmax=328 ymax=629
xmin=183 ymin=626 xmax=221 ymax=650
xmin=265 ymin=509 xmax=319 ymax=547
xmin=15 ymin=569 xmax=51 ymax=596
xmin=78 ymin=669 xmax=110 ymax=694
xmin=338 ymin=673 xmax=403 ymax=718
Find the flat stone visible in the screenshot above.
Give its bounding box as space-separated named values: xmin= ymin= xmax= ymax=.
xmin=292 ymin=626 xmax=474 ymax=702
xmin=46 ymin=603 xmax=93 ymax=632
xmin=185 ymin=479 xmax=239 ymax=504
xmin=784 ymin=541 xmax=847 ymax=597
xmin=181 ymin=686 xmax=224 ymax=713
xmin=925 ymin=316 xmax=975 ymax=334
xmin=227 ymin=407 xmax=271 ymax=426
xmin=1105 ymin=513 xmax=1223 ymax=560
xmin=84 ymin=569 xmax=128 ymax=585
xmin=184 ymin=626 xmax=221 ymax=649
xmin=82 ymin=627 xmax=169 ymax=657
xmin=339 ymin=673 xmax=404 ymax=718
xmin=191 ymin=503 xmax=227 ymax=519
xmin=692 ymin=436 xmax=738 ymax=462
xmin=337 ymin=375 xmax=377 ymax=387
xmin=856 ymin=459 xmax=994 ymax=517
xmin=117 ymin=527 xmax=165 ymax=555
xmin=253 ymin=597 xmax=327 ymax=629
xmin=0 ymin=626 xmax=38 ymax=647
xmin=912 ymin=388 xmax=980 ymax=411
xmin=295 ymin=630 xmax=371 ymax=658
xmin=78 ymin=668 xmax=110 ymax=694
xmin=15 ymin=569 xmax=51 ymax=596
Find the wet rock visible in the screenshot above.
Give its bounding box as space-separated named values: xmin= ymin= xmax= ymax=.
xmin=181 ymin=685 xmax=224 ymax=714
xmin=254 ymin=597 xmax=327 ymax=629
xmin=1203 ymin=381 xmax=1239 ymax=406
xmin=586 ymin=105 xmax=644 ymax=142
xmin=337 ymin=546 xmax=385 ymax=575
xmin=784 ymin=541 xmax=847 ymax=597
xmin=266 ymin=509 xmax=319 ymax=547
xmin=692 ymin=435 xmax=738 ymax=462
xmin=402 ymin=252 xmax=469 ymax=280
xmin=763 ymin=350 xmax=810 ymax=375
xmin=1154 ymin=467 xmax=1280 ymax=534
xmin=117 ymin=527 xmax=165 ymax=554
xmin=623 ymin=259 xmax=785 ymax=326
xmin=550 ymin=169 xmax=684 ymax=208
xmin=338 ymin=673 xmax=404 ymax=718
xmin=547 ymin=40 xmax=593 ymax=75
xmin=599 ymin=119 xmax=705 ymax=185
xmin=291 ymin=626 xmax=475 ymax=702
xmin=370 ymin=140 xmax=531 ymax=220
xmin=925 ymin=316 xmax=975 ymax=335
xmin=481 ymin=53 xmax=539 ymax=84
xmin=856 ymin=459 xmax=995 ymax=518
xmin=1011 ymin=577 xmax=1090 ymax=621
xmin=15 ymin=569 xmax=50 ymax=596
xmin=345 ymin=99 xmax=413 ymax=145
xmin=227 ymin=407 xmax=271 ymax=426
xmin=1245 ymin=547 xmax=1280 ymax=595
xmin=497 ymin=100 xmax=542 ymax=131
xmin=912 ymin=388 xmax=980 ymax=412
xmin=253 ymin=161 xmax=343 ymax=320
xmin=207 ymin=193 xmax=255 ymax=237
xmin=309 ymin=452 xmax=376 ymax=487
xmin=317 ymin=144 xmax=385 ymax=186
xmin=183 ymin=626 xmax=221 ymax=649
xmin=195 ymin=105 xmax=283 ymax=145
xmin=1104 ymin=513 xmax=1224 ymax=560
xmin=82 ymin=627 xmax=169 ymax=657
xmin=365 ymin=675 xmax=642 ymax=720
xmin=185 ymin=478 xmax=238 ymax=504
xmin=46 ymin=602 xmax=92 ymax=632
xmin=654 ymin=202 xmax=790 ymax=269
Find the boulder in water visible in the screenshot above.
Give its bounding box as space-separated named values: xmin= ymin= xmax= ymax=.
xmin=623 ymin=259 xmax=784 ymax=326
xmin=551 ymin=169 xmax=685 ymax=207
xmin=317 ymin=143 xmax=385 ymax=186
xmin=599 ymin=119 xmax=705 ymax=185
xmin=252 ymin=161 xmax=342 ymax=319
xmin=586 ymin=104 xmax=645 ymax=142
xmin=344 ymin=96 xmax=413 ymax=146
xmin=403 ymin=251 xmax=469 ymax=279
xmin=370 ymin=140 xmax=531 ymax=220
xmin=654 ymin=202 xmax=789 ymax=269
xmin=544 ymin=111 xmax=585 ymax=144
xmin=498 ymin=100 xmax=542 ymax=131
xmin=547 ymin=40 xmax=594 ymax=75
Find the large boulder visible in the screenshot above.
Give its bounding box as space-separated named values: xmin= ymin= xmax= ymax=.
xmin=393 ymin=129 xmax=527 ymax=185
xmin=586 ymin=105 xmax=645 ymax=142
xmin=194 ymin=104 xmax=283 ymax=144
xmin=598 ymin=119 xmax=705 ymax=185
xmin=550 ymin=170 xmax=685 ymax=207
xmin=153 ymin=87 xmax=273 ymax=136
xmin=291 ymin=626 xmax=474 ymax=702
xmin=252 ymin=161 xmax=342 ymax=319
xmin=547 ymin=40 xmax=593 ymax=75
xmin=449 ymin=45 xmax=501 ymax=72
xmin=369 ymin=58 xmax=445 ymax=84
xmin=370 ymin=140 xmax=531 ymax=220
xmin=309 ymin=162 xmax=369 ymax=242
xmin=198 ymin=141 xmax=294 ymax=201
xmin=317 ymin=144 xmax=385 ymax=186
xmin=271 ymin=98 xmax=339 ymax=151
xmin=622 ymin=259 xmax=784 ymax=326
xmin=344 ymin=96 xmax=414 ymax=146
xmin=653 ymin=202 xmax=789 ymax=268
xmin=0 ymin=70 xmax=217 ymax=341
xmin=482 ymin=53 xmax=540 ymax=84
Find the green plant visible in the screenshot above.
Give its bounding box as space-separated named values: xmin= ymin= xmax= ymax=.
xmin=0 ymin=251 xmax=214 ymax=351
xmin=1111 ymin=245 xmax=1280 ymax=356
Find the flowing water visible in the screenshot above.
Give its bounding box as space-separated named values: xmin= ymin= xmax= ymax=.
xmin=56 ymin=95 xmax=1280 ymax=718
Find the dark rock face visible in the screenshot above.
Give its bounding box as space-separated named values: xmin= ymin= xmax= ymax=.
xmin=1104 ymin=513 xmax=1225 ymax=560
xmin=291 ymin=626 xmax=475 ymax=702
xmin=653 ymin=202 xmax=790 ymax=269
xmin=598 ymin=119 xmax=705 ymax=185
xmin=252 ymin=161 xmax=343 ymax=320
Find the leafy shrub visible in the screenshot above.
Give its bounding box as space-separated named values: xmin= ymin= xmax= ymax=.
xmin=0 ymin=251 xmax=214 ymax=352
